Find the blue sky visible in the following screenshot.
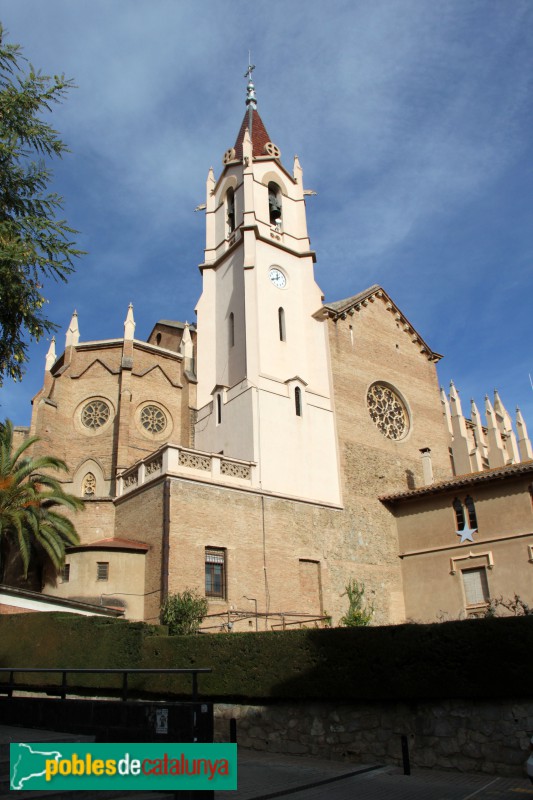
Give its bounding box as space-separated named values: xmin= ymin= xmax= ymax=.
xmin=2 ymin=1 xmax=532 ymax=434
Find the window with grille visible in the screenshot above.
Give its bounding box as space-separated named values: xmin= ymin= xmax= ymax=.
xmin=61 ymin=564 xmax=70 ymax=583
xmin=462 ymin=568 xmax=489 ymax=607
xmin=97 ymin=562 xmax=109 ymax=581
xmin=205 ymin=548 xmax=226 ymax=598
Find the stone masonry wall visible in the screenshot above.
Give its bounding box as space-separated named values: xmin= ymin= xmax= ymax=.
xmin=214 ymin=699 xmax=533 ymax=777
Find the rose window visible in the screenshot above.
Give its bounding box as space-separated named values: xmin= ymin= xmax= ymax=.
xmin=367 ymin=384 xmax=409 ymax=440
xmin=81 ymin=400 xmax=110 ymax=430
xmin=140 ymin=405 xmax=167 ymax=434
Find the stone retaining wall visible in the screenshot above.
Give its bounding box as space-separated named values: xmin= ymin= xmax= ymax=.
xmin=214 ymin=699 xmax=533 ymax=777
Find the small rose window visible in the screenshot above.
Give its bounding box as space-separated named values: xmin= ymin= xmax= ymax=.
xmin=140 ymin=404 xmax=167 ymax=434
xmin=367 ymin=383 xmax=409 ymax=440
xmin=81 ymin=400 xmax=110 ymax=430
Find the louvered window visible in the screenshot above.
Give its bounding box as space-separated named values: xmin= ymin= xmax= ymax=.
xmin=462 ymin=568 xmax=489 ymax=606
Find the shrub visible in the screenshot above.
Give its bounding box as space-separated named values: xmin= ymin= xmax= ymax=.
xmin=160 ymin=588 xmax=208 ymax=635
xmin=340 ymin=579 xmax=374 ymax=626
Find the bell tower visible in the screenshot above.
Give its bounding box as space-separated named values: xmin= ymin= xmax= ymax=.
xmin=195 ymin=68 xmax=341 ymax=505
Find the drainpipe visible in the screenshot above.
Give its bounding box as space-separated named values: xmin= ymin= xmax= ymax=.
xmin=161 ymin=479 xmax=170 ymax=602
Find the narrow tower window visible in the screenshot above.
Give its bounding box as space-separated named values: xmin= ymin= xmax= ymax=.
xmin=229 ymin=312 xmax=234 ymax=347
xmin=268 ymin=182 xmax=282 ymax=229
xmin=226 ymin=187 xmax=235 ymax=234
xmin=216 ymin=393 xmax=222 ymax=425
xmin=295 ymin=387 xmax=302 ymax=417
xmin=278 ymin=307 xmax=286 ymax=342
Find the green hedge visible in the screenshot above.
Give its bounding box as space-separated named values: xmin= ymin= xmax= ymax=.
xmin=0 ymin=614 xmax=163 ymax=696
xmin=0 ymin=614 xmax=531 ymax=702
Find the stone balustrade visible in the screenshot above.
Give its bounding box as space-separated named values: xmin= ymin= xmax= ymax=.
xmin=117 ymin=445 xmax=256 ymax=496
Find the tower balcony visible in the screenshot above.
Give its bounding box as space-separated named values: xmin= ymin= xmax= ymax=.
xmin=117 ymin=444 xmax=257 ymax=496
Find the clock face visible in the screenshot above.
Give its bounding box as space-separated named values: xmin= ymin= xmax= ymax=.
xmin=269 ymin=268 xmax=286 ymax=289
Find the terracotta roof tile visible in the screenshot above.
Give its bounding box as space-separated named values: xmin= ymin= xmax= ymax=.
xmin=234 ymin=109 xmax=273 ymax=160
xmin=67 ymin=537 xmax=149 ymax=553
xmin=380 ymin=460 xmax=533 ymax=504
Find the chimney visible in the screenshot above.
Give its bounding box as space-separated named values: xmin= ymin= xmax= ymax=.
xmin=419 ymin=447 xmax=434 ymax=486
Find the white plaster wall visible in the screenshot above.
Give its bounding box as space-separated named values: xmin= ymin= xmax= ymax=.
xmin=251 ymin=240 xmax=330 ymax=397
xmin=256 ymin=390 xmax=341 ymax=504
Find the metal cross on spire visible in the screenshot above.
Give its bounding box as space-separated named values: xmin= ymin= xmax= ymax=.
xmin=244 ymin=52 xmax=255 ymax=80
xmin=244 ymin=53 xmax=257 ymax=110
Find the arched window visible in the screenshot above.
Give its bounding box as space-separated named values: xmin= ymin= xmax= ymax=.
xmin=156 ymin=333 xmax=162 ymax=346
xmin=268 ymin=182 xmax=282 ymax=228
xmin=278 ymin=307 xmax=286 ymax=342
xmin=295 ymin=387 xmax=302 ymax=417
xmin=465 ymin=496 xmax=478 ymax=529
xmin=229 ymin=312 xmax=234 ymax=347
xmin=226 ymin=188 xmax=235 ymax=234
xmin=82 ymin=472 xmax=97 ymax=497
xmin=453 ymin=497 xmax=465 ymax=530
xmin=216 ymin=393 xmax=222 ymax=425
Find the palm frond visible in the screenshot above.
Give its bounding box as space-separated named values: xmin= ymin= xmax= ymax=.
xmin=0 ymin=418 xmax=81 ymax=578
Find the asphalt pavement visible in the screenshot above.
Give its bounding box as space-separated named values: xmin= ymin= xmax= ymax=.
xmin=0 ymin=725 xmax=531 ymax=799
xmin=230 ymin=748 xmax=533 ymax=800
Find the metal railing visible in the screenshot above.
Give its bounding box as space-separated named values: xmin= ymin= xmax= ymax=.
xmin=0 ymin=667 xmax=211 ymax=702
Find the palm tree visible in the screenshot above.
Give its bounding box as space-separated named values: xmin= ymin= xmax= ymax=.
xmin=0 ymin=420 xmax=82 ymax=584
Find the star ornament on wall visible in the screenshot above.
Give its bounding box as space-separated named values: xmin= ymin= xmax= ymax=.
xmin=456 ymin=524 xmax=477 ymax=543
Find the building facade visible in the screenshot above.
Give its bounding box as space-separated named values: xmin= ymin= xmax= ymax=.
xmin=15 ymin=76 xmax=533 ymax=628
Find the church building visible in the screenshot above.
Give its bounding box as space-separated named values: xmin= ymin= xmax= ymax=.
xmin=15 ymin=73 xmax=533 ymax=628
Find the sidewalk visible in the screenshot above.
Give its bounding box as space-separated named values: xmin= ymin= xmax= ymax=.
xmin=0 ymin=726 xmax=531 ymax=799
xmin=230 ymin=748 xmax=533 ymax=800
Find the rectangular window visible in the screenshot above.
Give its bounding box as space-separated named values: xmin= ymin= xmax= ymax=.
xmin=61 ymin=564 xmax=70 ymax=583
xmin=97 ymin=562 xmax=109 ymax=581
xmin=462 ymin=567 xmax=489 ymax=607
xmin=205 ymin=548 xmax=226 ymax=598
